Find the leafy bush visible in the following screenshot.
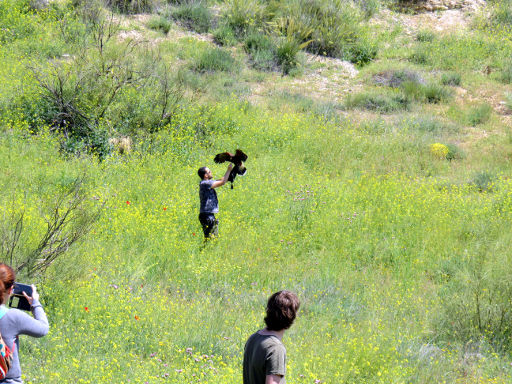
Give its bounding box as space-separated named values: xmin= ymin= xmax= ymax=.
xmin=223 ymin=0 xmax=264 ymax=36
xmin=269 ymin=0 xmax=376 ymax=64
xmin=171 ymin=1 xmax=212 ymax=34
xmin=467 ymin=104 xmax=492 ymax=126
xmin=505 ymin=92 xmax=512 ymax=112
xmin=437 ymin=248 xmax=512 ymax=350
xmin=400 ymin=80 xmax=424 ymax=101
xmin=498 ymin=60 xmax=512 ymax=84
xmin=416 ymin=30 xmax=435 ymax=42
xmin=429 ymin=143 xmax=449 ymax=159
xmin=422 ymin=83 xmax=451 ymax=103
xmin=213 ymin=24 xmax=237 ymax=46
xmin=441 ymin=72 xmax=461 ymax=86
xmin=345 ymin=90 xmax=410 ymax=112
xmin=0 ymin=0 xmax=36 ymax=44
xmin=349 ymin=38 xmax=377 ymax=65
xmin=445 ymin=143 xmax=464 ymax=161
xmin=104 ymin=0 xmax=157 ymax=14
xmin=490 ymin=0 xmax=512 ymax=26
xmin=244 ymin=31 xmax=277 ymax=71
xmin=410 ymin=117 xmax=445 ymax=133
xmin=409 ymin=47 xmax=429 ymax=65
xmin=147 ymin=15 xmax=171 ymax=34
xmin=471 ymin=171 xmax=496 ymax=192
xmin=354 ymin=0 xmax=381 ymax=17
xmin=16 ymin=12 xmax=185 ymax=155
xmin=429 ymin=142 xmax=463 ymax=161
xmin=192 ymin=47 xmax=237 ymax=73
xmin=401 ymin=81 xmax=451 ymax=104
xmin=276 ymin=37 xmax=303 ymax=75
xmin=244 ymin=30 xmax=273 ymax=53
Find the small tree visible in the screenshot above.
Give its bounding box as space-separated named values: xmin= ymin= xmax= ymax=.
xmin=0 ymin=177 xmax=103 ymax=277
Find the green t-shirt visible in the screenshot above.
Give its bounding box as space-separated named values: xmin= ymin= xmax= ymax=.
xmin=243 ymin=332 xmax=286 ymax=384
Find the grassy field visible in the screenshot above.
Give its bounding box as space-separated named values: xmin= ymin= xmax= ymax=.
xmin=2 ymin=0 xmax=512 ymax=383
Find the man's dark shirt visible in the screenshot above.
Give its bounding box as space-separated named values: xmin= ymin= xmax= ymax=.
xmin=199 ymin=179 xmax=219 ymax=213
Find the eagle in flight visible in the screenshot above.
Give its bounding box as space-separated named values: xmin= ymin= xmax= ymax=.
xmin=214 ymin=149 xmax=248 ymax=189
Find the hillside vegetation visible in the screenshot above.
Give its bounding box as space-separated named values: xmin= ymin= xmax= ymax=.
xmin=2 ymin=0 xmax=512 ymax=382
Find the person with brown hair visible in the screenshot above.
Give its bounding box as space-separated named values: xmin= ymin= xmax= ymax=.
xmin=243 ymin=291 xmax=300 ymax=384
xmin=0 ymin=263 xmax=48 ymax=384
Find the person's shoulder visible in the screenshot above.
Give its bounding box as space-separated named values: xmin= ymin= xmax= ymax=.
xmin=249 ymin=332 xmax=284 ymax=349
xmin=1 ymin=307 xmax=28 ymax=322
xmin=200 ymin=180 xmax=214 ymax=187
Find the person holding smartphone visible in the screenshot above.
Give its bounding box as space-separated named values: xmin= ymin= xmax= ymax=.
xmin=0 ymin=263 xmax=48 ymax=383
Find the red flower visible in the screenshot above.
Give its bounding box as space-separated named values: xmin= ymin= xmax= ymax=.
xmin=192 ymin=233 xmax=196 ymax=236
xmin=126 ymin=201 xmax=130 ymax=205
xmin=163 ymin=207 xmax=167 ymax=211
xmin=134 ymin=315 xmax=140 ymax=320
xmin=84 ymin=307 xmax=89 ymax=312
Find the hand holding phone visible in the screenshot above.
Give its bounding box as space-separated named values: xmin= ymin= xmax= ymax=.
xmin=9 ymin=283 xmax=34 ymax=311
xmin=22 ymin=285 xmax=38 ymax=306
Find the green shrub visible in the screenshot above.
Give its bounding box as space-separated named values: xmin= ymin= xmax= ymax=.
xmin=349 ymin=38 xmax=377 ymax=65
xmin=471 ymin=171 xmax=496 ymax=191
xmin=171 ymin=1 xmax=212 ymax=34
xmin=249 ymin=48 xmax=277 ymax=71
xmin=498 ymin=61 xmax=512 ymax=84
xmin=401 ymin=81 xmax=451 ymax=104
xmin=192 ymin=47 xmax=237 ymax=73
xmin=409 ymin=47 xmax=429 ymax=65
xmin=0 ymin=0 xmax=36 ymax=44
xmin=441 ymin=72 xmax=461 ymax=86
xmin=401 ymin=81 xmax=425 ymax=101
xmin=410 ymin=117 xmax=445 ymax=133
xmin=437 ymin=248 xmax=512 ymax=350
xmin=223 ymin=0 xmax=264 ymax=35
xmin=269 ymin=0 xmax=375 ymax=64
xmin=355 ymin=0 xmax=381 ymax=17
xmin=213 ymin=24 xmax=237 ymax=46
xmin=276 ymin=37 xmax=302 ymax=75
xmin=505 ymin=92 xmax=512 ymax=112
xmin=490 ymin=0 xmax=512 ymax=26
xmin=416 ymin=29 xmax=435 ymax=42
xmin=146 ymin=15 xmax=171 ymax=34
xmin=445 ymin=143 xmax=464 ymax=161
xmin=104 ymin=0 xmax=156 ymax=14
xmin=307 ymin=3 xmax=364 ymax=58
xmin=429 ymin=142 xmax=449 ymax=159
xmin=422 ymin=83 xmax=451 ymax=103
xmin=243 ymin=31 xmax=277 ymax=71
xmin=345 ymin=91 xmax=410 ymax=113
xmin=244 ymin=30 xmax=273 ymax=53
xmin=466 ymin=104 xmax=492 ymax=126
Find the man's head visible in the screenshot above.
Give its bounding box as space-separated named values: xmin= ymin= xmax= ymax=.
xmin=198 ymin=167 xmax=212 ymax=180
xmin=264 ymin=290 xmax=300 ymax=331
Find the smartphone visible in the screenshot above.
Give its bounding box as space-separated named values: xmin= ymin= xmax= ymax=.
xmin=8 ymin=283 xmax=32 ymax=311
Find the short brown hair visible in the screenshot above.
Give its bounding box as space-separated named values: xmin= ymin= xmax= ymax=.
xmin=264 ymin=290 xmax=300 ymax=331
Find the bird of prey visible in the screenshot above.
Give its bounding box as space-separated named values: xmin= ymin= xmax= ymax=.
xmin=214 ymin=149 xmax=248 ymax=189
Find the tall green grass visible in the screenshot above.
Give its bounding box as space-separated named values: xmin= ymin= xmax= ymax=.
xmin=2 ymin=1 xmax=512 ymax=383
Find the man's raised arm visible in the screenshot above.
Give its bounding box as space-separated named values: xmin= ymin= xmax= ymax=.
xmin=212 ymin=163 xmax=233 ymax=189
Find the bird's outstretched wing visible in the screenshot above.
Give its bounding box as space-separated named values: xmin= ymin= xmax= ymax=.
xmin=214 ymin=152 xmax=234 ymax=164
xmin=233 ymin=149 xmax=248 ymax=163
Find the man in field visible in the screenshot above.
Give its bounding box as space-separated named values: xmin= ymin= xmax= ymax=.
xmin=243 ymin=291 xmax=300 ymax=384
xmin=197 ymin=163 xmax=233 ymax=239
